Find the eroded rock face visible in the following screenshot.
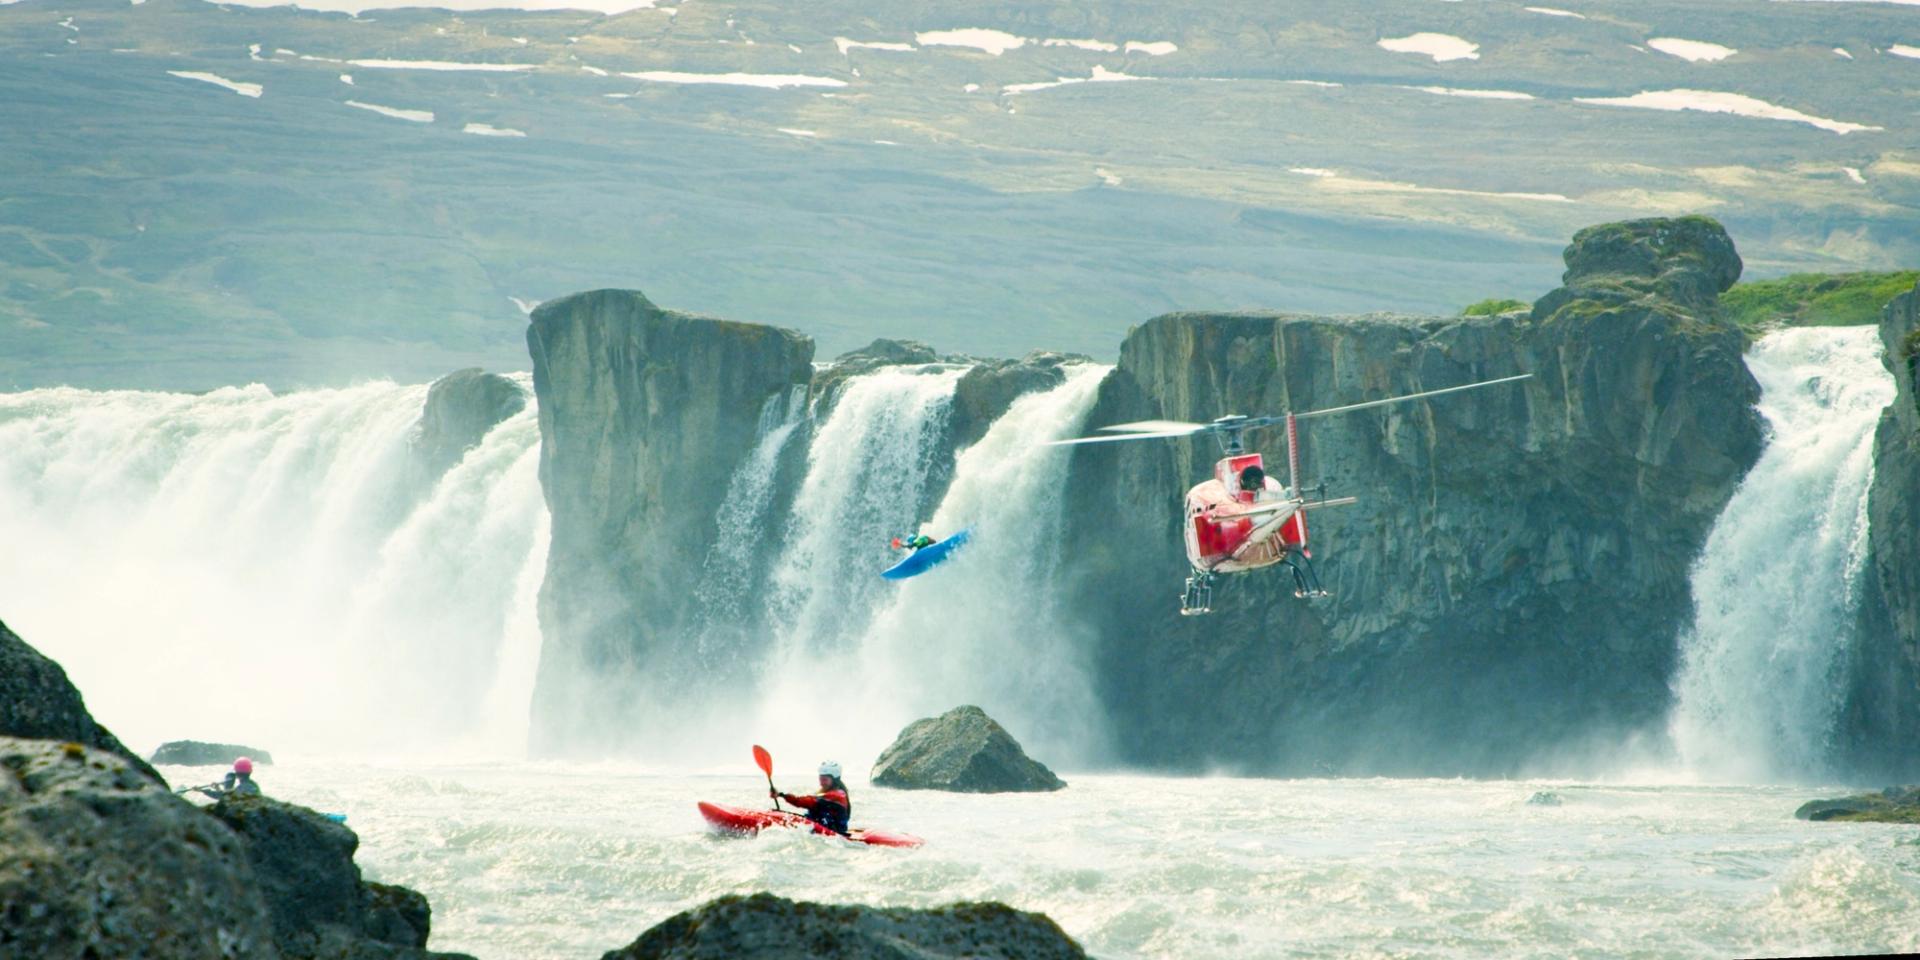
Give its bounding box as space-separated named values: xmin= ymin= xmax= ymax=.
xmin=948 ymin=351 xmax=1088 ymax=450
xmin=526 ymin=289 xmax=815 ymax=754
xmin=0 ymin=737 xmax=276 ymax=960
xmin=599 ymin=892 xmax=1086 ymax=960
xmin=872 ymin=705 xmax=1066 ymax=793
xmin=0 ymin=618 xmax=161 ymax=784
xmin=1058 ymin=216 xmax=1763 ymax=775
xmin=412 ymin=368 xmax=526 ymax=481
xmin=152 ymin=741 xmax=273 ymax=767
xmin=1844 ymin=281 xmax=1920 ymax=778
xmin=204 ymin=796 xmax=469 ymax=960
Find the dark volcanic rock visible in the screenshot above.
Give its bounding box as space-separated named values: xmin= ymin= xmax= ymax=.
xmin=1844 ymin=279 xmax=1920 ymax=778
xmin=1548 ymin=215 xmax=1742 ymax=312
xmin=0 ymin=617 xmax=162 ymax=784
xmin=1058 ymin=216 xmax=1763 ymax=776
xmin=0 ymin=737 xmax=277 ymax=959
xmin=412 ymin=368 xmax=526 ymax=481
xmin=1794 ymin=786 xmax=1920 ymax=824
xmin=948 ymin=351 xmax=1088 ymax=449
xmin=206 ymin=796 xmax=469 ymax=959
xmin=599 ymin=892 xmax=1086 ymax=960
xmin=526 ymin=289 xmax=814 ymax=754
xmin=872 ymin=706 xmax=1066 ymax=793
xmin=152 ymin=740 xmax=274 ymax=767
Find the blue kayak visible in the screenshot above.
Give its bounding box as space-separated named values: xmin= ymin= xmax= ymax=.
xmin=881 ymin=529 xmax=972 ymax=580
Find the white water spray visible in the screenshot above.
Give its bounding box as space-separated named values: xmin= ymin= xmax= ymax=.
xmin=0 ymin=379 xmax=548 ymax=758
xmin=765 ymin=365 xmax=968 ymax=654
xmin=753 ymin=365 xmax=1112 ymax=766
xmin=1668 ymin=327 xmax=1893 ymax=782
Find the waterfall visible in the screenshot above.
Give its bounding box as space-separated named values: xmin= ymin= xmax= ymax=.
xmin=1668 ymin=326 xmax=1894 ymax=782
xmin=764 ymin=365 xmax=970 ymax=655
xmin=0 ymin=379 xmax=548 ymax=758
xmin=750 ymin=364 xmax=1112 ymax=766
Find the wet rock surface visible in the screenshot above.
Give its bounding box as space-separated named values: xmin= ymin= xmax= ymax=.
xmin=1846 ymin=280 xmax=1920 ymax=778
xmin=412 ymin=368 xmax=526 ymax=481
xmin=872 ymin=705 xmax=1066 ymax=793
xmin=152 ymin=740 xmax=274 ymax=767
xmin=206 ymin=796 xmax=471 ymax=959
xmin=1059 ymin=216 xmax=1764 ymax=775
xmin=0 ymin=618 xmax=161 ymax=784
xmin=527 ymin=289 xmax=815 ymax=754
xmin=599 ymin=892 xmax=1087 ymax=960
xmin=1794 ymin=786 xmax=1920 ymax=823
xmin=0 ymin=736 xmax=277 ymax=960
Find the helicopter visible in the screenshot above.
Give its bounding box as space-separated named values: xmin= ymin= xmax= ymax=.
xmin=1049 ymin=373 xmax=1531 ymax=615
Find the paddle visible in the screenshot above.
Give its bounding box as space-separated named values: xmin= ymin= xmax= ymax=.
xmin=754 ymin=744 xmax=783 ymax=812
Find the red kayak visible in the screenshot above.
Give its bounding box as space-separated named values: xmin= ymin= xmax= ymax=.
xmin=697 ymin=802 xmax=925 ymax=848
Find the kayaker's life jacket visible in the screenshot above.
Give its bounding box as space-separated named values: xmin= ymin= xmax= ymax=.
xmin=784 ymin=788 xmax=851 ymax=835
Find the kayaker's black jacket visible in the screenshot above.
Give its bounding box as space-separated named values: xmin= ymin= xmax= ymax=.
xmin=781 ymin=788 xmax=850 ymax=835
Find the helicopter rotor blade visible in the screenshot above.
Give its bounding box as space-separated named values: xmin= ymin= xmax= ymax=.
xmin=1046 ymin=428 xmax=1203 ymax=446
xmin=1290 ymin=374 xmax=1532 ymax=421
xmin=1097 ymin=419 xmax=1207 ymax=434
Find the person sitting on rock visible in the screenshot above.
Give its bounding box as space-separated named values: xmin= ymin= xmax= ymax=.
xmin=772 ymin=760 xmax=851 ymax=835
xmin=890 ymin=534 xmax=936 ymax=551
xmin=196 ymin=757 xmax=262 ymax=799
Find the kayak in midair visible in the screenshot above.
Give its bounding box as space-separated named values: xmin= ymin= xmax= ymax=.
xmin=881 ymin=528 xmax=972 ymax=580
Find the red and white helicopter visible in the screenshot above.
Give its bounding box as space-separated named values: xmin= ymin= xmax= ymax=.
xmin=1050 ymin=374 xmax=1530 ymax=615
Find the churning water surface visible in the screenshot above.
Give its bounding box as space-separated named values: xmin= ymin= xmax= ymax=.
xmin=168 ymin=762 xmax=1920 ymax=960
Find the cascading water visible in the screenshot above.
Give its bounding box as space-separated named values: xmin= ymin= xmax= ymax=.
xmin=764 ymin=365 xmax=970 ymax=654
xmin=0 ymin=378 xmax=548 ymax=758
xmin=751 ymin=364 xmax=1112 ymax=766
xmin=1668 ymin=326 xmax=1894 ymax=782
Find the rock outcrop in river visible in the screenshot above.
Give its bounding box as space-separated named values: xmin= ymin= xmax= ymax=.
xmin=1057 ymin=216 xmax=1763 ymax=775
xmin=1846 ymin=279 xmax=1920 ymax=777
xmin=872 ymin=705 xmax=1066 ymax=793
xmin=527 ymin=290 xmax=816 ymax=753
xmin=1 ymin=617 xmax=160 ymax=783
xmin=600 ymin=892 xmax=1086 ymax=960
xmin=412 ymin=367 xmax=526 ymax=482
xmin=151 ymin=740 xmax=273 ymax=767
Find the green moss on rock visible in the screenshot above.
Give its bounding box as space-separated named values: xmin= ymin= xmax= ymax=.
xmin=1720 ymin=270 xmax=1920 ymax=332
xmin=1462 ymin=298 xmax=1529 ymax=317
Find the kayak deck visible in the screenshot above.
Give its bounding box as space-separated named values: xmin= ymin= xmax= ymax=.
xmin=697 ymin=802 xmax=924 ymax=848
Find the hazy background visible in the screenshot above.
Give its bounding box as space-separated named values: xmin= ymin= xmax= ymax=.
xmin=2 ymin=0 xmax=1915 ymax=389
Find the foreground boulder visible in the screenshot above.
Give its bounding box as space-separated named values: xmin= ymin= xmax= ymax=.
xmin=872 ymin=706 xmax=1066 ymax=792
xmin=152 ymin=740 xmax=274 ymax=767
xmin=0 ymin=737 xmax=277 ymax=959
xmin=1794 ymin=786 xmax=1920 ymax=824
xmin=205 ymin=796 xmax=470 ymax=959
xmin=0 ymin=617 xmax=161 ymax=784
xmin=600 ymin=893 xmax=1085 ymax=960
xmin=412 ymin=368 xmax=527 ymax=481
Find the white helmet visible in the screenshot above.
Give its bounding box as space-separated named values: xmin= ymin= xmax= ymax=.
xmin=818 ymin=760 xmax=842 ymax=779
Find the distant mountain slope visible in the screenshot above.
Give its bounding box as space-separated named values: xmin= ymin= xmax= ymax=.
xmin=1 ymin=0 xmax=1914 ymax=388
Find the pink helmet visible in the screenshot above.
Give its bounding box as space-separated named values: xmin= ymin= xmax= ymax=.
xmin=233 ymin=757 xmax=254 ymax=775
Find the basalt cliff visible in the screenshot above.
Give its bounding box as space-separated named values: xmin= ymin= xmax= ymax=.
xmin=522 ymin=218 xmax=1920 ymax=776
xmin=1057 ymin=217 xmax=1762 ymax=774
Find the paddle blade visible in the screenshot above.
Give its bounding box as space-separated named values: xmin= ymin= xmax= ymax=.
xmin=752 ymin=744 xmax=774 ymax=778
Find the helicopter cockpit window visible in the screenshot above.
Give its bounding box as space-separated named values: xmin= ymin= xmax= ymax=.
xmin=1239 ymin=466 xmax=1266 ymax=492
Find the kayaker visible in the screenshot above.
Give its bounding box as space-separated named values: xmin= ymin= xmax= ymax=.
xmin=890 ymin=534 xmax=936 ymax=551
xmin=772 ymin=760 xmax=851 ymax=835
xmin=194 ymin=757 xmax=262 ymax=800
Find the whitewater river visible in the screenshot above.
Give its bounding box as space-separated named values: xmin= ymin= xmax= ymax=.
xmin=162 ymin=763 xmax=1920 ymax=959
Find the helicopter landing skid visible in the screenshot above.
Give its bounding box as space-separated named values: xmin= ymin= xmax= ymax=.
xmin=1284 ymin=554 xmax=1330 ymax=600
xmin=1180 ymin=570 xmax=1214 ymax=616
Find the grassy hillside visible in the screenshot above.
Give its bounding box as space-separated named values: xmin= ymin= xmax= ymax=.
xmin=1721 ymin=271 xmax=1919 ymax=331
